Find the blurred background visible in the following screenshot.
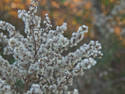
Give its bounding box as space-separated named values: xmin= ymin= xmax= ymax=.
xmin=0 ymin=0 xmax=125 ymax=94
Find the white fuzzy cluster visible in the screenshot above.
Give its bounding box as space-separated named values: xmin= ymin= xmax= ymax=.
xmin=0 ymin=78 xmax=12 ymax=94
xmin=0 ymin=0 xmax=103 ymax=94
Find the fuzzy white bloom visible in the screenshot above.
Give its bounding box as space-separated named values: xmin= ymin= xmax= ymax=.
xmin=0 ymin=78 xmax=12 ymax=94
xmin=0 ymin=21 xmax=15 ymax=37
xmin=73 ymin=89 xmax=79 ymax=94
xmin=26 ymin=84 xmax=43 ymax=94
xmin=0 ymin=0 xmax=103 ymax=94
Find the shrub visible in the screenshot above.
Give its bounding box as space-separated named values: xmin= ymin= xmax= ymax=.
xmin=0 ymin=0 xmax=103 ymax=94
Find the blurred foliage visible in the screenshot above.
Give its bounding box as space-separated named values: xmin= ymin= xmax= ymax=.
xmin=0 ymin=0 xmax=125 ymax=94
xmin=77 ymin=34 xmax=125 ymax=94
